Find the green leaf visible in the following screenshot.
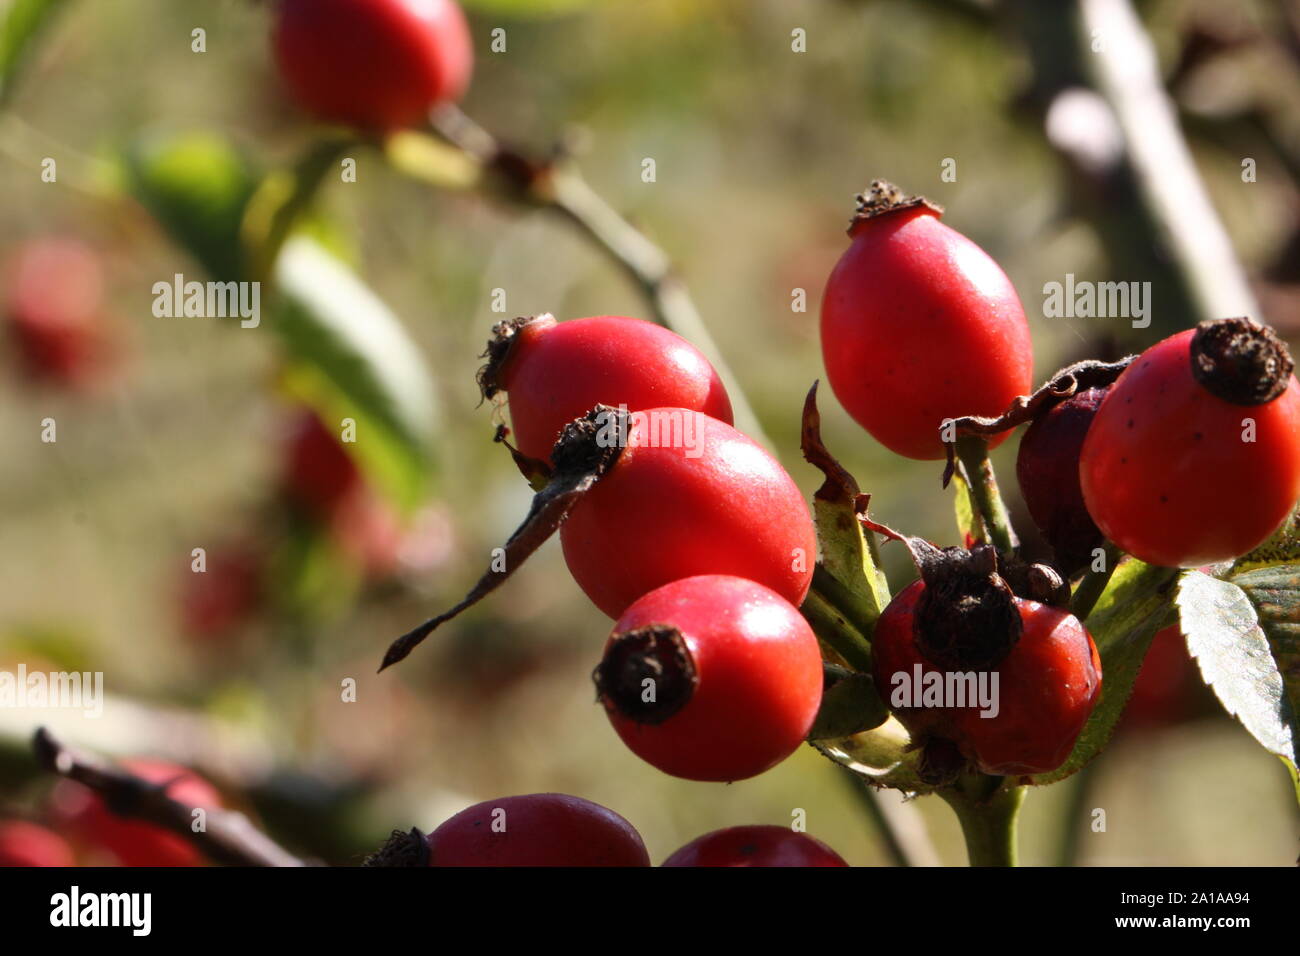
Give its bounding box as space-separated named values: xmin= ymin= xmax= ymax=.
xmin=1031 ymin=559 xmax=1177 ymax=785
xmin=1184 ymin=570 xmax=1300 ymax=799
xmin=121 ymin=131 xmax=259 ymax=281
xmin=812 ymin=716 xmax=934 ymax=794
xmin=799 ymin=384 xmax=889 ymax=643
xmin=950 ymin=468 xmax=983 ymax=547
xmin=0 ymin=0 xmax=71 ymax=105
xmin=808 ymin=668 xmax=887 ymax=740
xmin=272 ymin=237 xmax=438 ymax=508
xmin=1230 ymin=508 xmax=1300 ymax=575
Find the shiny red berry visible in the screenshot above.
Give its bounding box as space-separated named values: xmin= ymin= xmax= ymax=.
xmin=53 ymin=759 xmax=221 ymax=867
xmin=662 ymin=825 xmax=848 ymax=867
xmin=560 ymin=409 xmax=815 ymax=618
xmin=872 ymin=580 xmax=1101 ymax=776
xmin=820 ymin=183 xmax=1033 ymax=460
xmin=273 ymin=0 xmax=473 ymax=131
xmin=425 ymin=793 xmax=649 ymax=866
xmin=1016 ymin=387 xmax=1108 ymax=575
xmin=1080 ymin=319 xmax=1300 ymax=567
xmin=480 ymin=314 xmax=733 ymax=463
xmin=0 ymin=821 xmax=75 ymax=867
xmin=594 ymin=575 xmax=822 ymax=782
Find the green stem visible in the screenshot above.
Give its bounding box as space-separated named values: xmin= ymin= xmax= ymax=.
xmin=955 ymin=435 xmax=1019 ymax=555
xmin=939 ymin=776 xmax=1024 ymax=867
xmin=1071 ymin=542 xmax=1121 ymax=620
xmin=1055 ymin=761 xmax=1098 ymax=866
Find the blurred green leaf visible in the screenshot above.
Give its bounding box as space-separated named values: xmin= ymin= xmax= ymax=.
xmin=950 ymin=468 xmax=982 ymax=547
xmin=1184 ymin=570 xmax=1300 ymax=801
xmin=273 ymin=237 xmax=438 ymax=509
xmin=0 ymin=0 xmax=71 ymax=105
xmin=1032 ymin=559 xmax=1177 ymax=785
xmin=121 ymin=131 xmax=258 ymax=281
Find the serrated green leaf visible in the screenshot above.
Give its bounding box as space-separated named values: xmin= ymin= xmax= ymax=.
xmin=1186 ymin=569 xmax=1300 ymax=799
xmin=0 ymin=0 xmax=71 ymax=105
xmin=121 ymin=131 xmax=258 ymax=282
xmin=1031 ymin=559 xmax=1177 ymax=785
xmin=272 ymin=237 xmax=437 ymax=508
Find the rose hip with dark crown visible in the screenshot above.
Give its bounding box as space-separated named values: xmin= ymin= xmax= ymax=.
xmin=820 ymin=181 xmax=1034 ymax=460
xmin=1079 ymin=318 xmax=1300 ymax=567
xmin=873 ymin=580 xmax=1101 ymax=776
xmin=594 ymin=575 xmax=823 ymax=782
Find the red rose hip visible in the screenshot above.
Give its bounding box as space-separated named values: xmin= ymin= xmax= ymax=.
xmin=1079 ymin=318 xmax=1300 ymax=567
xmin=820 ymin=181 xmax=1034 ymax=460
xmin=872 ymin=580 xmax=1101 ymax=776
xmin=425 ymin=793 xmax=649 ymax=866
xmin=594 ymin=575 xmax=823 ymax=782
xmin=560 ymin=410 xmax=815 ymax=618
xmin=663 ymin=826 xmax=848 ymax=867
xmin=1016 ymin=387 xmax=1109 ymax=575
xmin=273 ymin=0 xmax=473 ymax=131
xmin=480 ymin=314 xmax=733 ymax=463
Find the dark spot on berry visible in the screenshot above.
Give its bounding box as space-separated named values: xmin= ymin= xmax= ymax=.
xmin=1159 ymin=495 xmax=1168 ymax=503
xmin=1193 ymin=431 xmax=1203 ymax=440
xmin=1127 ymin=419 xmax=1134 ymax=428
xmin=740 ymin=843 xmax=758 ymax=856
xmin=1120 ymin=457 xmax=1127 ymax=464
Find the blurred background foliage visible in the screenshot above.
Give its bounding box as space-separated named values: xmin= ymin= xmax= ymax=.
xmin=0 ymin=0 xmax=1298 ymax=864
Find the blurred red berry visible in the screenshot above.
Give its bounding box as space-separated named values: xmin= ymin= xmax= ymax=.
xmin=178 ymin=545 xmax=263 ymax=640
xmin=4 ymin=238 xmax=111 ymax=386
xmin=0 ymin=820 xmax=76 ymax=867
xmin=274 ymin=0 xmax=474 ymax=131
xmin=54 ymin=758 xmax=221 ymax=867
xmin=281 ymin=410 xmax=362 ymax=518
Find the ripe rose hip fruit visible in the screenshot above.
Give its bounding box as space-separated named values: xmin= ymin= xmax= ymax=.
xmin=4 ymin=237 xmax=109 ymax=385
xmin=273 ymin=0 xmax=473 ymax=131
xmin=0 ymin=821 xmax=75 ymax=867
xmin=479 ymin=314 xmax=733 ymax=463
xmin=425 ymin=794 xmax=649 ymax=866
xmin=662 ymin=826 xmax=848 ymax=867
xmin=1080 ymin=318 xmax=1300 ymax=567
xmin=594 ymin=575 xmax=822 ymax=782
xmin=560 ymin=409 xmax=816 ymax=618
xmin=872 ymin=580 xmax=1101 ymax=776
xmin=54 ymin=759 xmax=221 ymax=867
xmin=1016 ymin=387 xmax=1109 ymax=576
xmin=820 ymin=182 xmax=1033 ymax=460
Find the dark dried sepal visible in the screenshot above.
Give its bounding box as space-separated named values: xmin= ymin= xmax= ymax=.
xmin=848 ymin=179 xmax=943 ymax=233
xmin=860 ymin=517 xmax=1021 ymax=670
xmin=380 ymin=405 xmax=629 ymax=671
xmin=1190 ymin=316 xmax=1294 ymax=405
xmin=363 ymin=828 xmax=429 ymax=867
xmin=593 ymin=625 xmax=698 ymax=725
xmin=941 ymin=357 xmax=1135 ymax=488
